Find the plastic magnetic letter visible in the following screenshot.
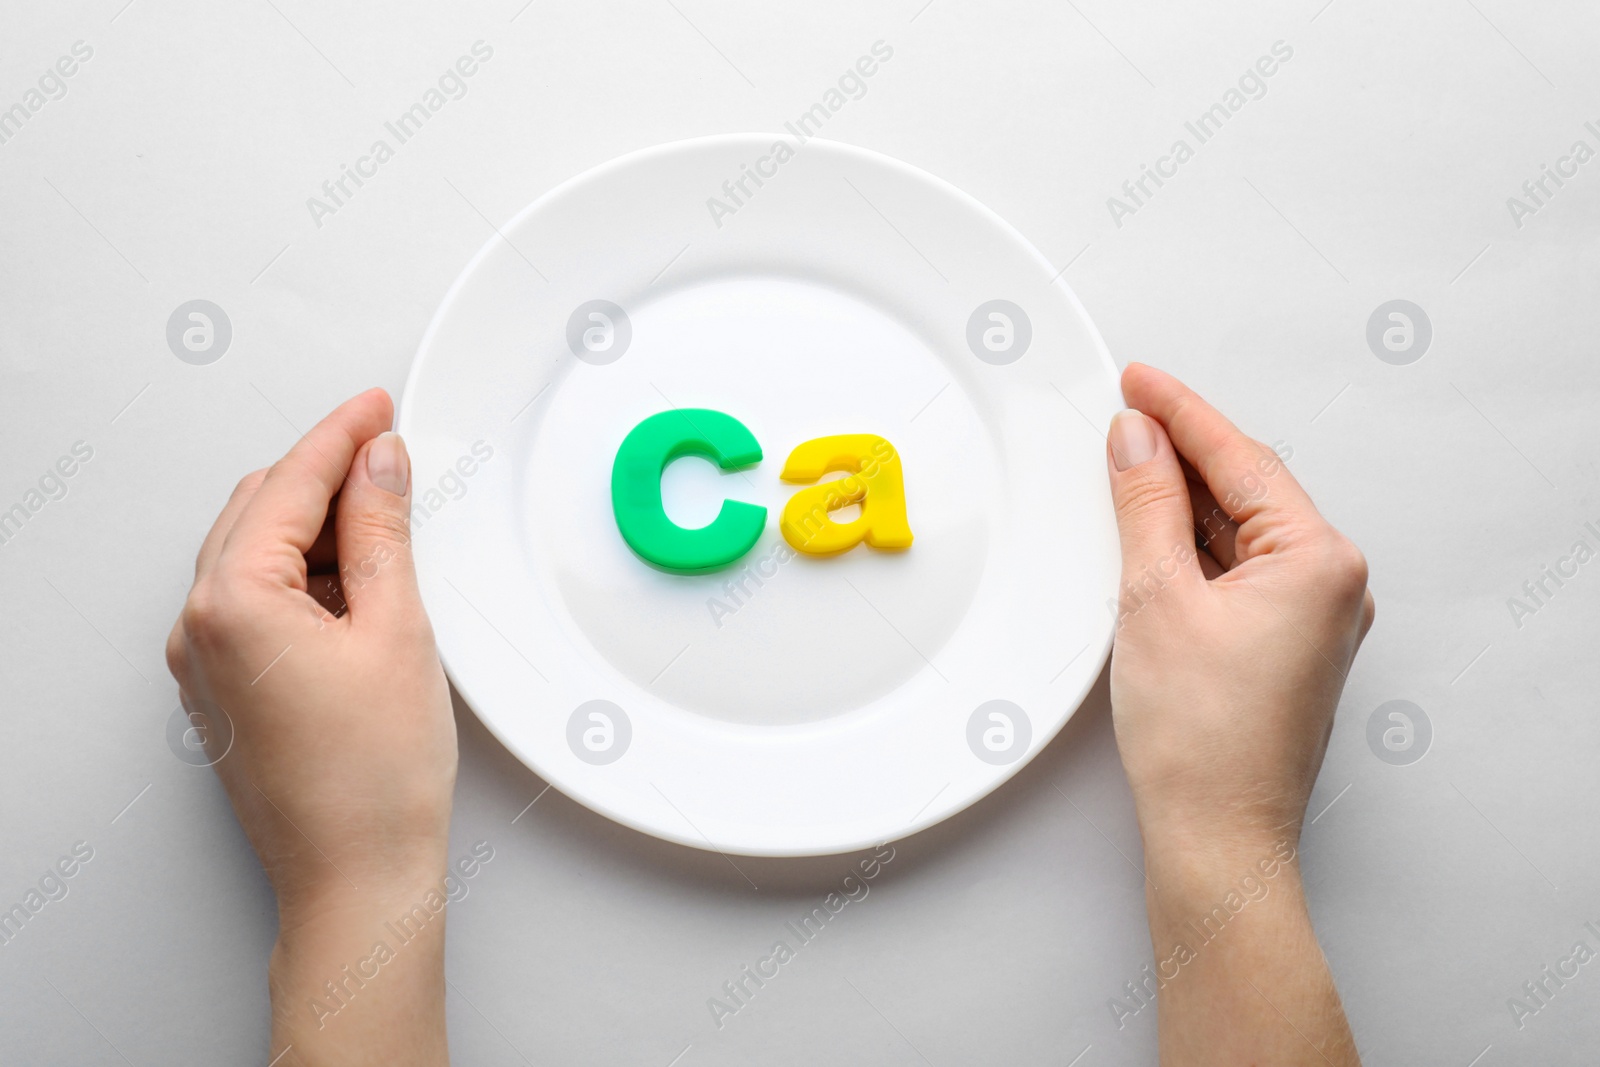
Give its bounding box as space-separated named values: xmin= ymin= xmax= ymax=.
xmin=611 ymin=409 xmax=767 ymax=574
xmin=778 ymin=434 xmax=913 ymax=556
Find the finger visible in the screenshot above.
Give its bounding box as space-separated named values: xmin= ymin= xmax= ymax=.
xmin=1197 ymin=547 xmax=1226 ymax=580
xmin=1105 ymin=409 xmax=1202 ymax=592
xmin=1186 ymin=472 xmax=1240 ymax=570
xmin=222 ymin=389 xmax=394 ymax=577
xmin=195 ymin=469 xmax=267 ymax=578
xmin=1122 ymin=363 xmax=1320 ymax=532
xmin=335 ymin=431 xmax=424 ymax=623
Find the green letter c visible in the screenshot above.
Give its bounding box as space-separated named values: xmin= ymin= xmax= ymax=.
xmin=610 ymin=409 xmax=767 ymax=574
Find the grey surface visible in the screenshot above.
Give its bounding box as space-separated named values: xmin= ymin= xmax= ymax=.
xmin=2 ymin=0 xmax=1598 ymax=1063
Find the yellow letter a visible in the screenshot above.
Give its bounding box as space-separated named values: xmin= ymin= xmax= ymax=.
xmin=779 ymin=435 xmax=912 ymax=556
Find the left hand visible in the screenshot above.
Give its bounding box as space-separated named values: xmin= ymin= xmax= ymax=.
xmin=165 ymin=388 xmax=456 ymax=1063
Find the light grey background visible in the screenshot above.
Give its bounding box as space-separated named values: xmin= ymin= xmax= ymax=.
xmin=2 ymin=0 xmax=1597 ymax=1063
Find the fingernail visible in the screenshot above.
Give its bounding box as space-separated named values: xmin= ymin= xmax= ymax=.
xmin=1109 ymin=410 xmax=1157 ymax=471
xmin=367 ymin=432 xmax=410 ymax=496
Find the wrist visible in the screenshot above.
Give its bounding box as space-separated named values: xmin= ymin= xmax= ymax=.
xmin=271 ymin=850 xmax=452 ymax=995
xmin=270 ymin=827 xmax=451 ymax=925
xmin=269 ymin=874 xmax=452 ymax=1063
xmin=1139 ymin=829 xmax=1306 ymax=924
xmin=278 ymin=871 xmax=440 ymax=933
xmin=1132 ymin=789 xmax=1303 ymax=873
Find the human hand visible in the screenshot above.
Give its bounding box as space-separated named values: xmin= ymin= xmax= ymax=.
xmin=1103 ymin=364 xmax=1370 ymax=1065
xmin=166 ymin=388 xmax=456 ymax=1064
xmin=1105 ymin=363 xmax=1374 ymax=858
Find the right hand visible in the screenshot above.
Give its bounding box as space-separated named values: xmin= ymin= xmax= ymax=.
xmin=1103 ymin=363 xmax=1375 ymax=857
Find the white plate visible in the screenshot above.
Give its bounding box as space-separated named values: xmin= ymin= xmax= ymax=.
xmin=399 ymin=135 xmax=1122 ymax=857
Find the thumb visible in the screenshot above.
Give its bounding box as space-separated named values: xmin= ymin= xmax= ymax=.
xmin=1106 ymin=410 xmax=1201 ymax=601
xmin=335 ymin=430 xmax=424 ymax=622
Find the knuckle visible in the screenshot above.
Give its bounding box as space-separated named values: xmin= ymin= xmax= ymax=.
xmin=180 ymin=577 xmax=244 ymax=646
xmin=1317 ymin=531 xmax=1369 ymax=596
xmin=264 ymin=455 xmax=299 ymax=487
xmin=234 ymin=468 xmax=268 ymax=498
xmin=1116 ymin=473 xmax=1188 ymax=524
xmin=164 ymin=621 xmax=189 ymax=682
xmin=346 ymin=511 xmax=414 ymax=554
